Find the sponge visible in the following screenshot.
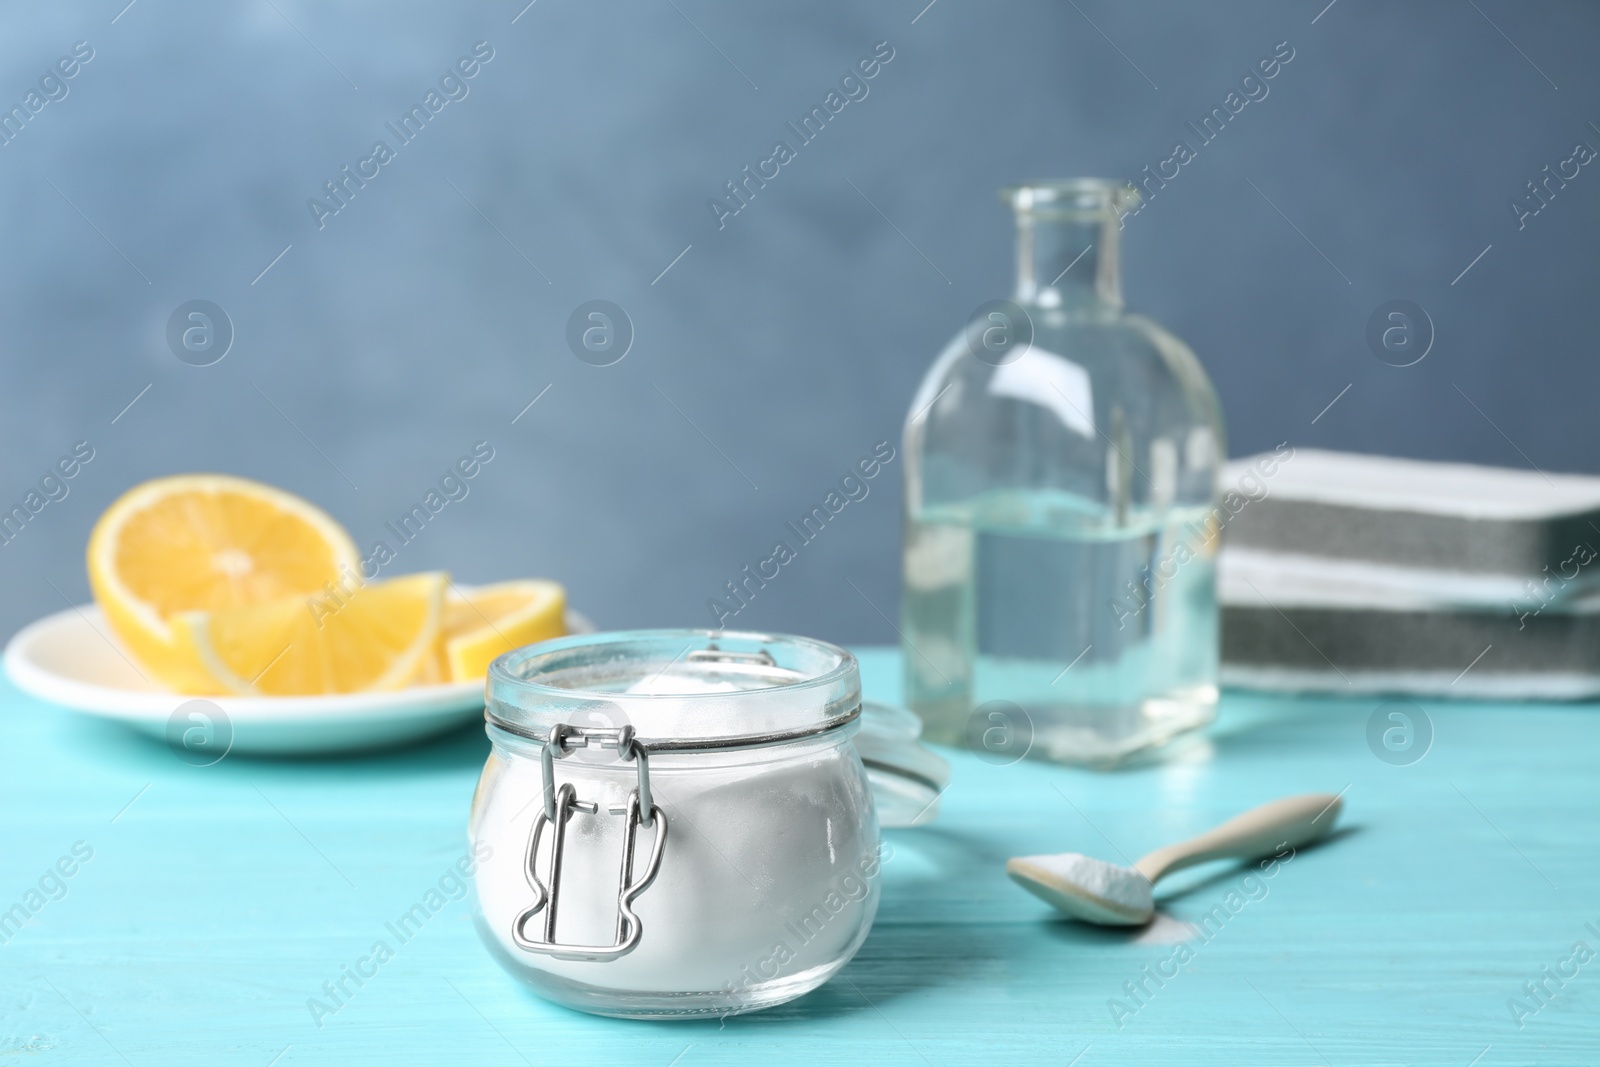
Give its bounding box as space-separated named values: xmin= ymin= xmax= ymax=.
xmin=1222 ymin=449 xmax=1600 ymax=604
xmin=1218 ymin=449 xmax=1600 ymax=698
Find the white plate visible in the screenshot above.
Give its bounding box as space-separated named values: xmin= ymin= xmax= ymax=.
xmin=3 ymin=604 xmax=593 ymax=755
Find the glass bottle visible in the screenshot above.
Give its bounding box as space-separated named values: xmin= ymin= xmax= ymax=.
xmin=901 ymin=179 xmax=1225 ymax=766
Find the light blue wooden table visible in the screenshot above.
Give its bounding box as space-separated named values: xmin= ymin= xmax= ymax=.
xmin=2 ymin=649 xmax=1595 ymax=1066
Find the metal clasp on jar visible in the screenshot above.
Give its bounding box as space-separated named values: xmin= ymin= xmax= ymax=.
xmin=511 ymin=724 xmax=668 ymax=962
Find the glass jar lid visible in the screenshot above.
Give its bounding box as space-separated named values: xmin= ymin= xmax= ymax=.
xmin=857 ymin=700 xmax=951 ymax=827
xmin=486 ymin=629 xmax=860 ymax=752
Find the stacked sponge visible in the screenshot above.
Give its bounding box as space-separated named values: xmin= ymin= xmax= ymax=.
xmin=1218 ymin=449 xmax=1600 ymax=699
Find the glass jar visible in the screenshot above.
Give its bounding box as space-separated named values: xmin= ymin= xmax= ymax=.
xmin=470 ymin=630 xmax=880 ymax=1019
xmin=902 ymin=179 xmax=1225 ymax=766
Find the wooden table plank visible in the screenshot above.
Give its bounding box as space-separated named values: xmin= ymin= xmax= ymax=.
xmin=1 ymin=649 xmax=1595 ymax=1065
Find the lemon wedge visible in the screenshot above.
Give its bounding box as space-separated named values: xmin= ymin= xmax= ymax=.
xmin=173 ymin=572 xmax=447 ymax=696
xmin=437 ymin=579 xmax=566 ymax=682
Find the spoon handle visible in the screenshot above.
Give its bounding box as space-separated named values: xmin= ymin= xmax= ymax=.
xmin=1132 ymin=793 xmax=1343 ymax=884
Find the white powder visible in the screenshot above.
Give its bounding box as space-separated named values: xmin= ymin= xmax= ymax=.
xmin=1026 ymin=852 xmax=1153 ymax=913
xmin=623 ymin=672 xmax=745 ymax=696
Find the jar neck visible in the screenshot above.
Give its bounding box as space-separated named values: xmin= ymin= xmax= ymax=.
xmin=1004 ymin=181 xmax=1134 ymax=310
xmin=1013 ymin=211 xmax=1122 ymax=309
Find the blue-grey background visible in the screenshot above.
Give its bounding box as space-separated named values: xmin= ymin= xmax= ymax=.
xmin=1 ymin=0 xmax=1595 ymax=646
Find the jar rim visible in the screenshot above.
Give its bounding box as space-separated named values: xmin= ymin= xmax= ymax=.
xmin=1000 ymin=178 xmax=1141 ymax=216
xmin=485 ymin=629 xmax=861 ymax=747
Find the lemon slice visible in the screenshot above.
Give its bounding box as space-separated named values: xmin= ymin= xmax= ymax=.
xmin=87 ymin=474 xmax=360 ymax=691
xmin=437 ymin=580 xmax=566 ymax=682
xmin=174 ymin=572 xmax=447 ymax=696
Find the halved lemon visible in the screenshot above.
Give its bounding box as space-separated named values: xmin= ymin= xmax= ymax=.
xmin=437 ymin=579 xmax=566 ymax=682
xmin=88 ymin=474 xmax=360 ymax=691
xmin=173 ymin=572 xmax=448 ymax=696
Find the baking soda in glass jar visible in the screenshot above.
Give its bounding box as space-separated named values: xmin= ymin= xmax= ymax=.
xmin=471 ymin=630 xmax=880 ymax=1018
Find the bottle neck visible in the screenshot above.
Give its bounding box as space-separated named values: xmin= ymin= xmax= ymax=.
xmin=1012 ymin=211 xmax=1122 ymax=310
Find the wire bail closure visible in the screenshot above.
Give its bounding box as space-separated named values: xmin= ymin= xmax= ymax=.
xmin=540 ymin=723 xmax=655 ymax=827
xmin=513 ymin=723 xmax=667 ymax=962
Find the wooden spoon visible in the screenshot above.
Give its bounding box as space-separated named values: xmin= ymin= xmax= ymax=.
xmin=1006 ymin=792 xmax=1343 ymax=925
